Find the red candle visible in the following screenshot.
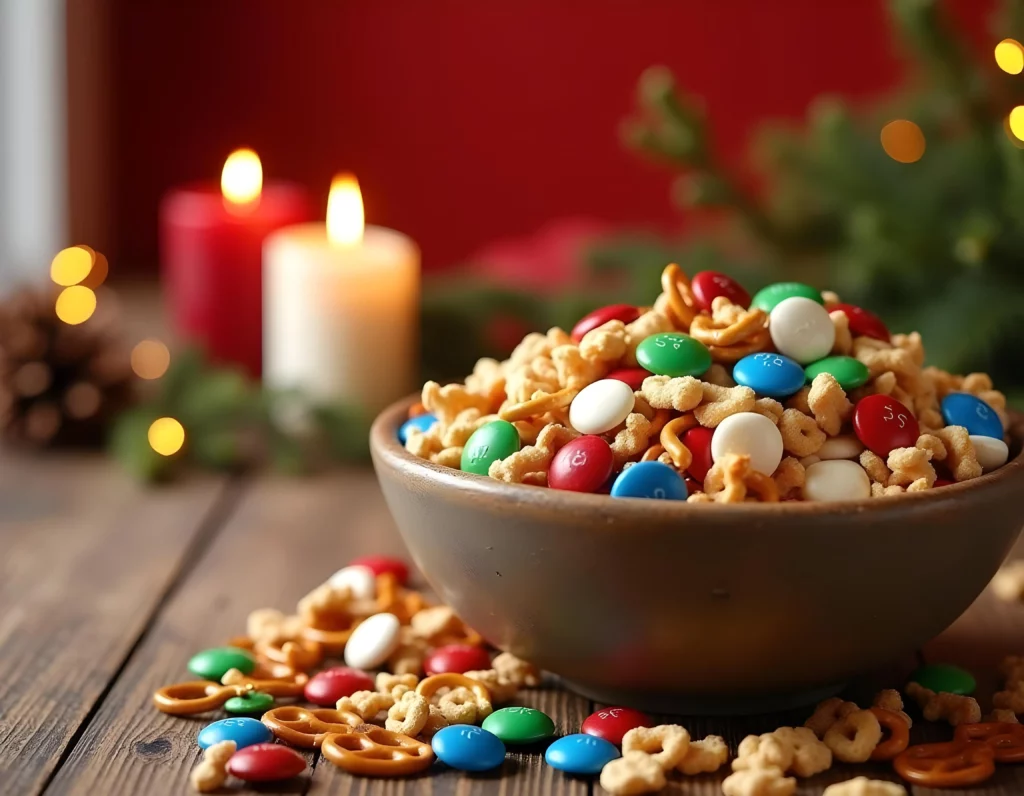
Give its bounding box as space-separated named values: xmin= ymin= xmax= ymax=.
xmin=160 ymin=149 xmax=311 ymax=377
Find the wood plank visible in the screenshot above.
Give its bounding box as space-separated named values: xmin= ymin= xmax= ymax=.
xmin=0 ymin=452 xmax=228 ymax=795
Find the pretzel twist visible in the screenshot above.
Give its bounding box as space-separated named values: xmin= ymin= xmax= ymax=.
xmin=660 ymin=415 xmax=698 ymax=471
xmin=499 ymin=387 xmax=579 ymax=423
xmin=659 ymin=263 xmax=698 ymax=329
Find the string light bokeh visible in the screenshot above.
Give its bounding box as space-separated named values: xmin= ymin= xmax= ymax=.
xmin=148 ymin=417 xmax=185 ymax=456
xmin=131 ymin=340 xmax=171 ymax=380
xmin=996 ymin=38 xmax=1024 ymax=74
xmin=880 ymin=120 xmax=926 ymax=163
xmin=55 ymin=285 xmax=97 ymax=325
xmin=50 ymin=246 xmax=95 ymax=286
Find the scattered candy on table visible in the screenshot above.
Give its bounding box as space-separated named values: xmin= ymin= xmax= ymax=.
xmin=225 ymin=742 xmax=307 ymax=782
xmin=910 ymin=663 xmax=977 ymax=696
xmin=224 ymin=692 xmax=275 ymax=715
xmin=343 ymin=612 xmax=402 ymax=669
xmin=545 ymin=733 xmax=621 ymax=775
xmin=188 ymin=646 xmax=256 ymax=681
xmin=347 ymin=554 xmax=411 ymax=585
xmin=581 ymin=706 xmax=652 ymax=745
xmin=197 ymin=717 xmax=273 ymax=750
xmin=328 ymin=565 xmax=377 ymax=600
xmin=481 ymin=706 xmax=556 ymax=744
xmin=423 ymin=644 xmax=492 ymax=675
xmin=431 ymin=725 xmax=507 ymax=771
xmin=304 ymin=667 xmax=375 ymax=706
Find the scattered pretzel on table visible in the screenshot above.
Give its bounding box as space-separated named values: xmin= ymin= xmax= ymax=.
xmin=867 ymin=707 xmax=909 ymax=761
xmin=262 ymin=705 xmax=362 ymax=748
xmin=892 ymin=740 xmax=995 ymax=788
xmin=151 ymin=678 xmax=302 ymax=716
xmin=954 ymin=721 xmax=1024 ymax=763
xmin=320 ymin=725 xmax=435 ymax=776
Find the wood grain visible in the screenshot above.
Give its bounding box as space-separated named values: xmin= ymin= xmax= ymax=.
xmin=0 ymin=453 xmax=229 ymax=795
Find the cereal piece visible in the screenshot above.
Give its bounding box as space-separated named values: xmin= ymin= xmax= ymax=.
xmin=886 ymin=446 xmax=936 ymax=489
xmin=830 ymin=310 xmax=853 ymax=356
xmin=464 ymin=357 xmax=506 ymax=403
xmin=376 ymin=672 xmax=419 ymax=697
xmin=905 ymin=682 xmax=981 ymax=725
xmin=623 ymin=311 xmax=675 ymax=366
xmin=631 ymin=392 xmax=656 ymax=421
xmin=704 ymin=363 xmax=737 ymax=387
xmin=246 ymin=608 xmax=289 ymax=642
xmin=622 ymin=724 xmax=690 ymax=769
xmin=417 ymin=704 xmax=450 ymax=738
xmin=808 ymin=373 xmax=853 ymax=436
xmin=551 ymin=344 xmax=605 ymax=389
xmin=773 ymin=457 xmax=805 ymax=499
xmin=410 ymin=606 xmax=459 ymax=640
xmin=432 ymin=447 xmax=463 ymax=469
xmin=933 ymin=426 xmax=983 ymax=482
xmin=438 ymin=686 xmax=488 ymax=724
xmin=823 ymin=709 xmax=882 ymax=763
xmin=992 ymin=562 xmax=1024 ymax=602
xmin=872 ymin=371 xmax=897 ymax=396
xmin=992 ymin=682 xmax=1024 ymax=713
xmin=463 ymin=669 xmax=519 ymax=704
xmin=984 ymin=708 xmax=1019 ymax=723
xmin=915 ymin=433 xmax=947 ymax=462
xmin=786 ymin=386 xmax=811 ymax=414
xmin=441 ymin=409 xmax=498 ymax=448
xmin=733 ymin=733 xmax=794 ymax=771
xmin=805 ymin=697 xmax=860 ymax=738
xmin=298 ymin=582 xmax=350 ymax=626
xmin=405 ymin=423 xmax=445 ymax=459
xmin=872 ymin=689 xmax=912 ymax=727
xmin=693 ymin=383 xmax=756 ymax=428
xmin=772 ymin=727 xmax=832 ymax=777
xmin=999 ymin=654 xmax=1024 ymax=684
xmin=336 ymin=690 xmax=395 ymax=722
xmin=677 ymin=735 xmax=729 ymax=774
xmin=753 ymin=397 xmax=784 ymax=424
xmin=722 ymin=769 xmax=796 ymax=796
xmin=853 ymin=338 xmax=916 ymax=381
xmin=511 ymin=417 xmax=546 ymax=445
xmin=822 ymin=290 xmax=841 ymax=306
xmin=599 ymin=751 xmax=667 ymax=795
xmin=871 ymin=483 xmax=905 ymax=497
xmin=610 ymin=413 xmax=654 ymax=469
xmin=891 ymin=332 xmax=924 ymax=366
xmin=489 ymin=423 xmax=577 ymax=483
xmin=822 ymin=778 xmax=907 ymax=796
xmin=190 ymin=740 xmax=236 ymax=793
xmin=579 ymin=320 xmax=628 ymax=364
xmin=492 ymin=651 xmax=541 ymax=687
xmin=779 ymin=408 xmax=826 ymax=457
xmin=422 ymin=380 xmax=493 ymax=426
xmin=859 ymin=450 xmax=890 ymax=484
xmin=640 ymin=375 xmax=703 ymax=412
xmin=386 ymin=690 xmax=430 ymax=736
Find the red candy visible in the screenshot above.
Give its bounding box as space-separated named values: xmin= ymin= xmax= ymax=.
xmin=605 ymin=367 xmax=650 ymax=392
xmin=935 ymin=478 xmax=955 ymax=488
xmin=853 ymin=394 xmax=919 ymax=457
xmin=423 ymin=644 xmax=492 ymax=675
xmin=831 ymin=303 xmax=890 ymax=342
xmin=571 ymin=304 xmax=641 ymax=342
xmin=348 ymin=555 xmax=409 ymax=585
xmin=227 ymin=743 xmax=306 ymax=782
xmin=691 ymin=271 xmax=750 ymax=310
xmin=304 ymin=666 xmax=374 ymax=706
xmin=548 ymin=435 xmax=614 ymax=493
xmin=582 ymin=706 xmax=652 ymax=745
xmin=682 ymin=426 xmax=715 ymax=483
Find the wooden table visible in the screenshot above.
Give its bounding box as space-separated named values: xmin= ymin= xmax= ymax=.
xmin=3 ymin=454 xmax=1023 ymax=796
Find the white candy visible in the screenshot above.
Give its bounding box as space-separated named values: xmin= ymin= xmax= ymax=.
xmin=817 ymin=434 xmax=864 ymax=461
xmin=328 ymin=565 xmax=377 ymax=600
xmin=769 ymin=297 xmax=835 ymax=364
xmin=803 ymin=459 xmax=871 ymax=501
xmin=569 ymin=379 xmax=636 ymax=434
xmin=344 ymin=612 xmax=401 ymax=669
xmin=711 ymin=412 xmax=784 ymax=476
xmin=970 ymin=435 xmax=1009 ymax=472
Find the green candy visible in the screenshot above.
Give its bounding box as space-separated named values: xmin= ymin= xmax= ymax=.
xmin=187 ymin=646 xmax=256 ymax=681
xmin=635 ymin=333 xmax=712 ymax=378
xmin=481 ymin=706 xmax=555 ymax=744
xmin=910 ymin=663 xmax=976 ymax=696
xmin=804 ymin=356 xmax=870 ymax=390
xmin=461 ymin=420 xmax=520 ymax=476
xmin=224 ymin=692 xmax=275 ymax=715
xmin=750 ymin=282 xmax=823 ymax=313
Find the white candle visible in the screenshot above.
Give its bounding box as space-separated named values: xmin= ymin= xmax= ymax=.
xmin=263 ymin=174 xmax=419 ymax=413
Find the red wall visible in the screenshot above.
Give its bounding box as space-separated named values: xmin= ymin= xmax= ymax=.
xmin=111 ymin=0 xmax=992 ymax=272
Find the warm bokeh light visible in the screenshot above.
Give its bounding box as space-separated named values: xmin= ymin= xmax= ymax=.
xmin=880 ymin=120 xmax=926 ymax=163
xmin=326 ymin=173 xmax=364 ymax=246
xmin=55 ymin=285 xmax=97 ymax=325
xmin=1003 ymin=114 xmax=1024 ymax=147
xmin=148 ymin=417 xmax=185 ymax=456
xmin=81 ymin=251 xmax=109 ymax=288
xmin=50 ymin=246 xmax=95 ymax=286
xmin=996 ymin=39 xmax=1024 ymax=74
xmin=221 ymin=148 xmax=263 ymax=206
xmin=1009 ymin=106 xmax=1024 ymax=141
xmin=131 ymin=339 xmax=171 ymax=380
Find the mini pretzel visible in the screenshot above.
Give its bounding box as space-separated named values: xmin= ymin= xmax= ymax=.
xmin=152 ymin=681 xmax=252 ymax=716
xmin=659 ymin=263 xmax=698 ymax=328
xmin=499 ymin=386 xmax=579 ymax=423
xmin=254 ymin=637 xmax=322 ymax=672
xmin=221 ymin=668 xmax=308 ymax=697
xmin=893 ymin=740 xmax=995 ymax=788
xmin=868 ymin=708 xmax=910 ymax=760
xmin=824 ymin=709 xmax=882 ymax=763
xmin=321 ymin=726 xmax=435 ymax=776
xmin=641 ymin=444 xmax=666 ymax=462
xmin=660 ymin=414 xmax=698 ymax=470
xmin=262 ymin=705 xmax=362 ymax=747
xmin=954 ymin=721 xmax=1024 ymax=762
xmin=417 ymin=673 xmax=492 ymax=707
xmin=805 ymin=697 xmax=860 ymax=738
xmin=872 ymin=689 xmax=911 ymax=727
xmin=600 ymin=750 xmax=667 ymax=795
xmin=622 ymin=724 xmax=690 ymax=769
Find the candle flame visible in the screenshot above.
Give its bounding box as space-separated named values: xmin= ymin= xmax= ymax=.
xmin=326 ymin=173 xmax=364 ymax=246
xmin=221 ymin=148 xmax=263 ymax=206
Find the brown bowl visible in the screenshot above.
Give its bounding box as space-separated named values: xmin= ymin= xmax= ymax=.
xmin=371 ymin=397 xmax=1024 ymax=714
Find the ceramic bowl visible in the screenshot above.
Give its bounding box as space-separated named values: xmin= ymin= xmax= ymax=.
xmin=371 ymin=397 xmax=1024 ymax=713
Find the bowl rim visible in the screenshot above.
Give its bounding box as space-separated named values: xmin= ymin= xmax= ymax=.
xmin=371 ymin=394 xmax=1024 ymax=517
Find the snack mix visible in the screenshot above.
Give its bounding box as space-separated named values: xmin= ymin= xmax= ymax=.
xmin=404 ymin=265 xmax=1012 ymax=502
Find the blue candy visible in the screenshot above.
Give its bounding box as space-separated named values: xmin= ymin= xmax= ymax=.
xmin=941 ymin=393 xmax=1003 ymax=439
xmin=610 ymin=461 xmax=688 ymax=500
xmin=197 ymin=717 xmax=272 ymax=750
xmin=545 ymin=733 xmax=620 ymax=775
xmin=431 ymin=725 xmax=506 ymax=771
xmin=398 ymin=413 xmax=438 ymax=444
xmin=732 ymin=352 xmax=806 ymax=398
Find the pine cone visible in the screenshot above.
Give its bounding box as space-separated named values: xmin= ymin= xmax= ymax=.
xmin=0 ymin=286 xmax=134 ymax=447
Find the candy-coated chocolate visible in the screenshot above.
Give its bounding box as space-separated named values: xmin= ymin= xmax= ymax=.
xmin=188 ymin=647 xmax=256 ymax=682
xmin=571 ymin=304 xmax=641 ymax=342
xmin=349 ymin=555 xmax=410 ymax=585
xmin=329 ymin=565 xmax=376 ymax=599
xmin=304 ymin=667 xmax=374 ymax=706
xmin=431 ymin=724 xmax=506 ymax=771
xmin=605 ymin=367 xmax=649 ymax=392
xmin=548 ymin=435 xmax=614 ymax=493
xmin=830 ymin=302 xmax=890 ymax=342
xmin=198 ymin=717 xmax=273 ymax=750
xmin=732 ymin=353 xmax=805 ymax=398
xmin=635 ymin=332 xmax=712 ymax=378
xmin=853 ymin=395 xmax=919 ymax=457
xmin=910 ymin=663 xmax=976 ymax=696
xmin=804 ymin=356 xmax=870 ymax=390
xmin=581 ymin=706 xmax=652 ymax=745
xmin=816 ymin=434 xmax=864 ymax=461
xmin=424 ymin=644 xmax=492 ymax=675
xmin=769 ymin=297 xmax=835 ymax=364
xmin=941 ymin=393 xmax=1003 ymax=439
xmin=569 ymin=380 xmax=636 ymax=435
xmin=227 ymin=742 xmax=307 ymax=781
xmin=683 ymin=426 xmax=715 ymax=483
xmin=610 ymin=461 xmax=688 ymax=501
xmin=711 ymin=412 xmax=784 ymax=476
xmin=482 ymin=706 xmax=556 ymax=744
xmin=398 ymin=413 xmax=437 ymax=444
xmin=749 ymin=282 xmax=823 ymax=313
xmin=461 ymin=420 xmax=521 ymax=476
xmin=971 ymin=435 xmax=1009 ymax=472
xmin=225 ymin=692 xmax=275 ymax=715
xmin=691 ymin=271 xmax=751 ymax=310
xmin=546 ymin=733 xmax=620 ymax=774
xmin=344 ymin=612 xmax=402 ymax=670
xmin=803 ymin=460 xmax=871 ymax=502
